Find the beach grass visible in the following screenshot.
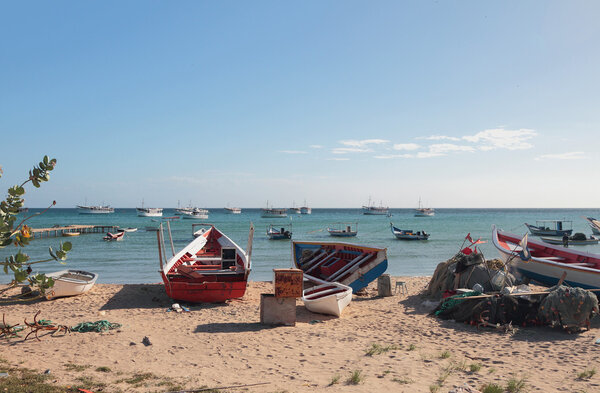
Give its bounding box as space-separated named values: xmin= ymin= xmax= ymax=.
xmin=347 ymin=370 xmax=364 ymax=385
xmin=506 ymin=376 xmax=527 ymax=392
xmin=577 ymin=368 xmax=596 ymax=380
xmin=439 ymin=350 xmax=451 ymax=359
xmin=481 ymin=383 xmax=504 ymax=393
xmin=0 ymin=366 xmax=68 ymax=393
xmin=117 ymin=372 xmax=157 ymax=385
xmin=407 ymin=343 xmax=417 ymax=351
xmin=469 ymin=362 xmax=482 ymax=373
xmin=328 ymin=374 xmax=341 ymax=386
xmin=392 ymin=376 xmax=413 ymax=384
xmin=64 ymin=363 xmax=90 ymax=372
xmin=74 ymin=375 xmax=107 ymax=390
xmin=365 ymin=343 xmax=401 ymax=356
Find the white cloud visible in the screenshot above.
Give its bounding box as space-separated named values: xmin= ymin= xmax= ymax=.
xmin=339 ymin=139 xmax=389 ymax=147
xmin=534 ymin=152 xmax=587 ymax=160
xmin=326 ymin=157 xmax=350 ymax=161
xmin=429 ymin=143 xmax=476 ymax=154
xmin=392 ymin=143 xmax=420 ymax=151
xmin=332 ymin=147 xmax=372 ymax=154
xmin=279 ymin=150 xmax=307 ymax=154
xmin=418 ymin=135 xmax=461 ymax=141
xmin=463 ymin=128 xmax=537 ymax=151
xmin=416 ymin=151 xmax=445 ymax=158
xmin=374 ymin=154 xmax=413 ymax=159
xmin=309 ymin=145 xmax=324 ymax=149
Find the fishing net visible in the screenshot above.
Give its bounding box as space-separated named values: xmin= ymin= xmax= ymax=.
xmin=538 ymin=285 xmax=599 ymax=332
xmin=425 ymin=251 xmax=511 ymax=299
xmin=571 ymin=232 xmax=587 ymax=241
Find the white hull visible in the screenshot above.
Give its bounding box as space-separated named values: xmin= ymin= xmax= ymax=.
xmin=261 ymin=208 xmax=287 ymax=218
xmin=77 ymin=205 xmax=114 ymax=214
xmin=45 ymin=270 xmax=98 ymax=300
xmin=137 ymin=208 xmax=163 ymax=217
xmin=300 ymin=207 xmax=312 ymax=214
xmin=225 ymin=207 xmax=242 ymax=214
xmin=302 ymin=282 xmax=352 ymax=317
xmin=492 ymin=225 xmax=600 ymax=289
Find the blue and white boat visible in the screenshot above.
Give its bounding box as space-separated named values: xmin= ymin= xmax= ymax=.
xmin=292 ymin=241 xmax=388 ymax=292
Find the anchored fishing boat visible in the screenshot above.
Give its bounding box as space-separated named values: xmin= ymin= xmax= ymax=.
xmin=414 ymin=198 xmax=434 ymax=217
xmin=267 ymin=224 xmax=292 ymax=240
xmin=103 ymin=231 xmax=125 ymax=241
xmin=492 ymin=225 xmax=600 ymax=289
xmin=362 ymin=197 xmax=389 ymax=215
xmin=327 ymin=222 xmax=358 ymax=237
xmin=525 ymin=220 xmax=573 ymax=237
xmin=302 ymin=278 xmax=352 ymax=317
xmin=44 ymin=270 xmax=98 ymax=300
xmin=158 ymin=223 xmax=254 ymax=303
xmin=224 ymin=207 xmax=242 ymax=214
xmin=541 ymin=235 xmax=599 ymax=246
xmin=390 ymin=224 xmax=430 ymax=240
xmin=584 ymin=217 xmax=600 ymax=235
xmin=292 ymin=241 xmax=388 ymax=292
xmin=76 ymin=205 xmax=114 ymax=214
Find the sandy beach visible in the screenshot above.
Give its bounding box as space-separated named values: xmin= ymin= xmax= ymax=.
xmin=1 ymin=277 xmax=599 ymax=393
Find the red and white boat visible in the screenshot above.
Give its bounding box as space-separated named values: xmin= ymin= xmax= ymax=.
xmin=158 ymin=224 xmax=254 ymax=303
xmin=103 ymin=231 xmax=125 ymax=241
xmin=492 ymin=225 xmax=600 ymax=289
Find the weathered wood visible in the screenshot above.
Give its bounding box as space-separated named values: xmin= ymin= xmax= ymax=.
xmin=377 ymin=274 xmax=393 ymax=297
xmin=260 ymin=294 xmax=296 ymax=326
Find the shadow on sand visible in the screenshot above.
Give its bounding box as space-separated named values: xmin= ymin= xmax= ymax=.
xmin=99 ymin=283 xmax=171 ymax=310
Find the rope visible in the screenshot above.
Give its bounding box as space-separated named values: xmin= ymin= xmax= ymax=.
xmin=434 ymin=291 xmax=481 ymax=316
xmin=71 ymin=320 xmax=121 ymax=333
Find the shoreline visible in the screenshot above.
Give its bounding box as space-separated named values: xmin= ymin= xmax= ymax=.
xmin=1 ymin=277 xmax=599 ymax=392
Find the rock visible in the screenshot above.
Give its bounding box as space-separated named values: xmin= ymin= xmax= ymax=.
xmin=142 ymin=336 xmax=152 ymax=346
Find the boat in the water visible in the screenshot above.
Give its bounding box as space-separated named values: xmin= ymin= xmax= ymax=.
xmin=584 ymin=217 xmax=600 ymax=235
xmin=224 ymin=207 xmax=242 ymax=214
xmin=327 ymin=222 xmax=358 ymax=237
xmin=137 ymin=207 xmax=163 ymax=217
xmin=267 ymin=224 xmax=292 ymax=240
xmin=362 ymin=197 xmax=389 ymax=215
xmin=414 ymin=198 xmax=434 ymax=217
xmin=541 ymin=235 xmax=599 ymax=246
xmin=44 ymin=270 xmax=98 ymax=300
xmin=292 ymin=241 xmax=388 ymax=292
xmin=390 ymin=224 xmax=430 ymax=240
xmin=181 ymin=208 xmax=209 ymax=219
xmin=103 ymin=231 xmax=125 ymax=241
xmin=302 ymin=279 xmax=352 ymax=317
xmin=76 ymin=205 xmax=114 ymax=214
xmin=525 ymin=220 xmax=573 ymax=236
xmin=119 ymin=227 xmax=137 ymax=233
xmin=158 ymin=224 xmax=254 ymax=303
xmin=261 ymin=202 xmax=287 ymax=218
xmin=62 ymin=231 xmax=80 ymax=237
xmin=491 ymin=224 xmax=600 ymax=289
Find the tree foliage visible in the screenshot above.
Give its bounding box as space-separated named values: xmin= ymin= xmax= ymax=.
xmin=0 ymin=156 xmax=72 ymax=299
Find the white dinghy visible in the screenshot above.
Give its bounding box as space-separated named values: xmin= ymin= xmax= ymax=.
xmin=302 ymin=274 xmax=352 ymax=317
xmin=44 ymin=270 xmax=98 ymax=300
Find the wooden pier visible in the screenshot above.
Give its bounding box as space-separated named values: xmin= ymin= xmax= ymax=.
xmin=30 ymin=225 xmax=120 ymax=239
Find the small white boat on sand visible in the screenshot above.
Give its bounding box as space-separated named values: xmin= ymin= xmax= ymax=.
xmin=302 ymin=277 xmax=352 ymax=317
xmin=44 ymin=270 xmax=98 ymax=300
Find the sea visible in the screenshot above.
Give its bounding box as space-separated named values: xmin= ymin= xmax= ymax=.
xmin=2 ymin=208 xmax=600 ymax=284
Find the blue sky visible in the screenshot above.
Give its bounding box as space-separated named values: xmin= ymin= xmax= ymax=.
xmin=1 ymin=1 xmax=599 ymax=208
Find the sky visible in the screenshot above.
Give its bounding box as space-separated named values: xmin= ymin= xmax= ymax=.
xmin=1 ymin=1 xmax=599 ymax=208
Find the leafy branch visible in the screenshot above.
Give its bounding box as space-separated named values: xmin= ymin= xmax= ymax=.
xmin=0 ymin=156 xmax=72 ymax=300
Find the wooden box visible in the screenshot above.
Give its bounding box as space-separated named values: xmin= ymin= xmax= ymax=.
xmin=273 ymin=268 xmax=303 ymax=298
xmin=260 ymin=294 xmax=296 ymax=326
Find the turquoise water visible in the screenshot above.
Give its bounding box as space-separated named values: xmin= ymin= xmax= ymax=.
xmin=2 ymin=208 xmax=600 ymax=284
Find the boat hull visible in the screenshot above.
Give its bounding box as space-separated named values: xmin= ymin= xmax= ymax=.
xmin=161 ymin=273 xmax=248 ymax=303
xmin=292 ymin=241 xmax=388 ymax=292
xmin=541 ymin=237 xmax=599 ymax=246
xmin=327 ymin=231 xmax=357 ymax=237
xmin=45 ymin=270 xmax=98 ymax=300
xmin=302 ymin=283 xmax=352 ymax=317
xmin=492 ymin=225 xmax=600 ymax=289
xmin=525 ymin=223 xmax=572 ymax=237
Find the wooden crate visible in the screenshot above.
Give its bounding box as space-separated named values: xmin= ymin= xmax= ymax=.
xmin=273 ymin=268 xmax=303 ymax=298
xmin=260 ymin=294 xmax=296 ymax=326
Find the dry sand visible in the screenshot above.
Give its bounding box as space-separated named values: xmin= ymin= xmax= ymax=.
xmin=1 ymin=277 xmax=599 ymax=393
